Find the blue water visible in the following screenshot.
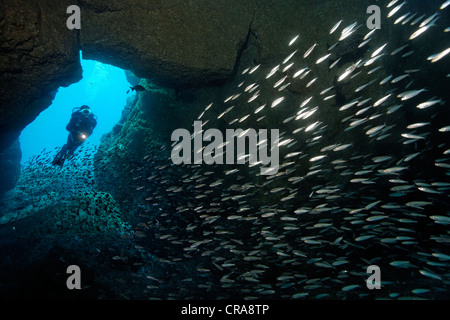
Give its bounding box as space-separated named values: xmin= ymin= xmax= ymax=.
xmin=19 ymin=53 xmax=132 ymax=164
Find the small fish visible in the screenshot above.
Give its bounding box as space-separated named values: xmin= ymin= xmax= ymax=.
xmin=379 ymin=166 xmax=407 ymax=174
xmin=411 ymin=14 xmax=426 ymax=26
xmin=355 ymin=79 xmax=377 ymax=92
xmin=309 ymin=155 xmax=327 ymax=162
xmin=409 ymin=25 xmax=433 ymax=40
xmin=367 ymin=215 xmax=388 ymax=222
xmin=391 ymin=74 xmax=409 ymax=83
xmin=289 ymin=35 xmax=299 ymax=46
xmin=438 ymin=126 xmax=450 ymax=132
xmin=416 ymin=98 xmax=445 ymax=109
xmin=283 ymin=50 xmax=297 ymax=64
xmin=391 ymin=44 xmax=408 ymax=55
xmin=387 ymin=1 xmax=406 ymax=18
xmin=419 ymin=269 xmax=442 ymax=280
xmin=374 ymin=94 xmax=391 ymax=107
xmin=249 ymin=64 xmax=261 ymax=74
xmin=390 ymin=261 xmax=415 ymax=268
xmin=394 ymin=12 xmax=410 ymax=24
xmin=428 ymin=48 xmax=450 ymax=63
xmin=441 ymin=0 xmax=450 ymax=10
xmin=358 ymin=37 xmax=372 ymax=49
xmin=380 ymin=75 xmax=393 ymax=85
xmin=271 ymin=97 xmax=285 ymax=108
xmin=339 ymin=22 xmax=357 ymax=41
xmin=330 ymin=20 xmax=343 ymax=34
xmin=349 ymin=118 xmax=368 ymax=128
xmin=129 ymin=85 xmax=146 ymax=92
xmin=293 ymin=68 xmax=308 ymax=78
xmin=387 ymin=0 xmax=399 ymax=8
xmin=266 ymin=65 xmax=280 ymax=79
xmin=342 ymin=284 xmax=359 ymax=291
xmin=316 ymin=53 xmax=331 ymax=64
xmin=430 ymin=215 xmax=450 ymax=225
xmin=401 ymin=133 xmax=425 ymax=140
xmin=366 ymin=125 xmax=386 ymax=135
xmin=419 ymin=12 xmax=439 ymax=28
xmin=333 ymin=144 xmax=352 ymax=151
xmin=306 ymin=77 xmax=317 ymax=87
xmin=339 ymin=100 xmax=359 ymax=111
xmin=355 ymin=235 xmax=374 ymax=242
xmin=371 ymin=43 xmax=388 ymax=58
xmin=412 ymin=289 xmax=430 ymax=295
xmin=273 ymin=76 xmax=287 ymax=88
xmin=418 ymin=186 xmax=440 ymax=194
xmin=398 ymin=88 xmax=427 ymax=101
xmin=407 ymin=122 xmax=430 ymax=129
xmin=303 ymin=43 xmax=317 ymax=58
xmin=329 ymin=58 xmax=341 ymax=69
xmin=404 ymin=152 xmax=420 ymax=162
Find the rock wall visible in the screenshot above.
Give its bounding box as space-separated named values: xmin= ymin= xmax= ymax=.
xmin=0 ymin=139 xmax=21 ymax=198
xmin=0 ymin=0 xmax=81 ymax=151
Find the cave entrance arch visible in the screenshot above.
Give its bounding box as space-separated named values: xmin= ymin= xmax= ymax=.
xmin=19 ymin=53 xmax=136 ymax=165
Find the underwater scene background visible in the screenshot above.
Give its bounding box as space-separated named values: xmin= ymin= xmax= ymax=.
xmin=0 ymin=0 xmax=449 ymax=300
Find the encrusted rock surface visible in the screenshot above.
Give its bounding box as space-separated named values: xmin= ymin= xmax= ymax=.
xmin=0 ymin=0 xmax=81 ymax=151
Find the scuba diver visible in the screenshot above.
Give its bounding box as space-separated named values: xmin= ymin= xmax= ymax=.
xmin=52 ymin=105 xmax=97 ymax=167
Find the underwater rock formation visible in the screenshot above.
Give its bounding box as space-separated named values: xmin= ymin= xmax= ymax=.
xmin=0 ymin=139 xmax=21 ymax=198
xmin=0 ymin=0 xmax=377 ymax=153
xmin=2 ymin=0 xmax=450 ymax=300
xmin=0 ymin=0 xmax=81 ymax=151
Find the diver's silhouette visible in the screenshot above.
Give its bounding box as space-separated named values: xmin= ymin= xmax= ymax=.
xmin=52 ymin=105 xmax=97 ymax=167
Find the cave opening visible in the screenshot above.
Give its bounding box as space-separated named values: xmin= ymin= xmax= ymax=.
xmin=19 ymin=53 xmax=134 ymax=165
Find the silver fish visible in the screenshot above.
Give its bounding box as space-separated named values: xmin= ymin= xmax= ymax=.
xmin=387 ymin=1 xmax=406 ymax=18
xmin=391 ymin=74 xmax=410 ymax=83
xmin=410 ymin=25 xmax=433 ymax=40
xmin=391 ymin=44 xmax=408 ymax=55
xmin=411 ymin=13 xmax=426 ymax=26
xmin=416 ymin=98 xmax=445 ymax=109
xmin=373 ymin=94 xmax=391 ymax=107
xmin=371 ymin=43 xmax=388 ymax=58
xmin=428 ymin=48 xmax=450 ymax=63
xmin=401 ymin=133 xmax=425 ymax=140
xmin=419 ymin=12 xmax=439 ymax=28
xmin=398 ymin=88 xmax=427 ymax=101
xmin=283 ymin=50 xmax=297 ymax=64
xmin=406 ymin=122 xmax=430 ymax=129
xmin=366 ymin=124 xmax=386 ymax=135
xmin=288 ymin=35 xmax=299 ymax=46
xmin=387 ymin=0 xmax=400 ymax=8
xmin=316 ymin=53 xmax=331 ymax=64
xmin=303 ymin=43 xmax=317 ymax=58
xmin=329 ymin=20 xmax=343 ymax=34
xmin=394 ymin=12 xmax=410 ymax=24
